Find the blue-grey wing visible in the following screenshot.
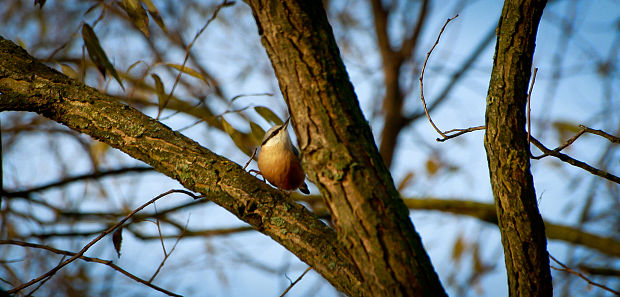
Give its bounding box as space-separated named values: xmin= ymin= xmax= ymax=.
xmin=292 ymin=146 xmax=299 ymax=157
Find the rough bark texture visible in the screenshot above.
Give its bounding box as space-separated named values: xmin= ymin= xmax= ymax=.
xmin=245 ymin=1 xmax=446 ymax=296
xmin=0 ymin=36 xmax=364 ymax=296
xmin=484 ymin=0 xmax=553 ymax=296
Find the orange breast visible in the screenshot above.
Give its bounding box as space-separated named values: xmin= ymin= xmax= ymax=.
xmin=258 ymin=147 xmax=305 ymax=191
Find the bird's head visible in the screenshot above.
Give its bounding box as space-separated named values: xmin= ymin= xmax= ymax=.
xmin=261 ymin=117 xmax=292 ymax=148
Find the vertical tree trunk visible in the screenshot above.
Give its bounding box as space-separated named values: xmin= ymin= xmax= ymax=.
xmin=484 ymin=0 xmax=553 ymax=296
xmin=245 ymin=0 xmax=446 ymax=296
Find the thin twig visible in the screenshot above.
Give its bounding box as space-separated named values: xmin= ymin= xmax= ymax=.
xmin=244 ymin=147 xmax=258 ymax=170
xmin=527 ymin=68 xmax=538 ymax=145
xmin=149 ymin=216 xmax=189 ymax=283
xmin=0 ymin=240 xmax=181 ymax=296
xmin=25 ymin=256 xmax=65 ymax=296
xmin=2 ymin=166 xmax=153 ymax=198
xmin=532 ymin=125 xmax=619 ymax=159
xmin=157 ymin=0 xmax=233 ymax=119
xmin=154 ymin=204 xmax=168 ymax=255
xmin=419 ymin=14 xmax=484 ymax=142
xmin=549 ymin=254 xmax=620 ymax=295
xmin=419 ymin=14 xmax=459 ymax=138
xmin=579 ymin=125 xmax=620 ymax=143
xmin=578 ymin=265 xmax=620 ymax=277
xmin=279 ymin=267 xmax=312 ymax=297
xmin=529 ymin=136 xmax=620 ymax=184
xmin=128 ymin=226 xmax=253 ymax=240
xmin=7 ymin=189 xmax=199 ymax=294
xmin=435 ymin=126 xmax=485 ymax=142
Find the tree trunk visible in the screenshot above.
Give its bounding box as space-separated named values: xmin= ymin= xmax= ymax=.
xmin=0 ymin=36 xmax=364 ymax=296
xmin=484 ymin=0 xmax=553 ymax=296
xmin=245 ymin=0 xmax=446 ymax=296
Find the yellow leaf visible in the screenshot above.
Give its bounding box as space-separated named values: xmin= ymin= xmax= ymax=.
xmin=141 ymin=0 xmax=167 ymax=33
xmin=254 ymin=106 xmax=283 ymax=125
xmin=90 ymin=141 xmax=109 ymax=166
xmin=151 ymin=74 xmax=166 ymax=110
xmin=221 ymin=117 xmax=251 ymax=155
xmin=59 ymin=63 xmax=79 ymax=80
xmin=165 ymin=63 xmax=209 ymax=85
xmin=250 ymin=121 xmax=266 ymax=146
xmin=426 ymin=158 xmax=440 ymax=176
xmin=451 ymin=235 xmax=466 ymax=264
xmin=112 ymin=227 xmax=123 ymax=258
xmin=82 ymin=24 xmax=125 ymax=90
xmin=119 ymin=0 xmax=150 ymax=37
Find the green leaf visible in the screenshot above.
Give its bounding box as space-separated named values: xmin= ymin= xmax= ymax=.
xmin=140 ymin=0 xmax=167 ymax=33
xmin=81 ymin=24 xmax=125 ymax=90
xmin=165 ymin=63 xmax=209 ymax=85
xmin=119 ymin=0 xmax=150 ymax=37
xmin=254 ymin=106 xmax=282 ymax=125
xmin=151 ymin=74 xmax=166 ymax=111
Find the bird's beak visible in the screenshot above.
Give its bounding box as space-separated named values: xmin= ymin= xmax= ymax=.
xmin=283 ymin=116 xmax=290 ymax=128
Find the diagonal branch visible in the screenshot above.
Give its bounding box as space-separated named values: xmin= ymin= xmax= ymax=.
xmin=529 ymin=136 xmax=620 ymax=184
xmin=399 ymin=0 xmax=430 ymax=59
xmin=0 ymin=36 xmax=359 ymax=295
xmin=2 ymin=166 xmax=153 ymax=198
xmin=419 ymin=14 xmax=459 ymax=139
xmin=296 ymin=195 xmax=620 ymax=258
xmin=0 ymin=240 xmax=181 ymax=297
xmin=6 ymin=189 xmax=200 ymax=294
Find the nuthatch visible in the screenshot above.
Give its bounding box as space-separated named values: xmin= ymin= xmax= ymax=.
xmin=258 ymin=117 xmax=310 ymax=194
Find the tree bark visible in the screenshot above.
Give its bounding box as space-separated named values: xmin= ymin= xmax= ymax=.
xmin=484 ymin=0 xmax=553 ymax=296
xmin=0 ymin=36 xmax=365 ymax=296
xmin=245 ymin=0 xmax=446 ymax=296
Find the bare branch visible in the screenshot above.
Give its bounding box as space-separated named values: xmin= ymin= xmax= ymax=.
xmin=279 ymin=266 xmax=312 ymax=297
xmin=243 ymin=148 xmax=258 ymax=170
xmin=579 ymin=125 xmax=620 ymax=143
xmin=435 ymin=126 xmax=485 ymax=142
xmin=399 ymin=0 xmax=430 ymax=59
xmin=7 ymin=189 xmax=200 ymax=294
xmin=2 ymin=166 xmax=153 ymax=198
xmin=577 ymin=265 xmax=620 ymax=277
xmin=157 ymin=0 xmax=234 ymax=119
xmin=148 ymin=215 xmax=188 ymax=283
xmin=406 ymin=26 xmax=497 ymax=124
xmin=419 ymin=14 xmax=459 ymax=139
xmin=527 ymin=68 xmax=538 ymax=145
xmin=549 ymin=254 xmax=620 ymax=295
xmin=127 ymin=226 xmax=253 ymax=240
xmin=296 ymin=195 xmax=620 ymax=258
xmin=529 ymin=136 xmax=620 ymax=184
xmin=0 ymin=240 xmax=182 ymax=297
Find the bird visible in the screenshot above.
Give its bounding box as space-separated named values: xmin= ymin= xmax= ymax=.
xmin=257 ymin=117 xmax=310 ymax=194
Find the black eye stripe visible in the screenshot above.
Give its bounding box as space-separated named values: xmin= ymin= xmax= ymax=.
xmin=261 ymin=125 xmax=284 ymax=146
